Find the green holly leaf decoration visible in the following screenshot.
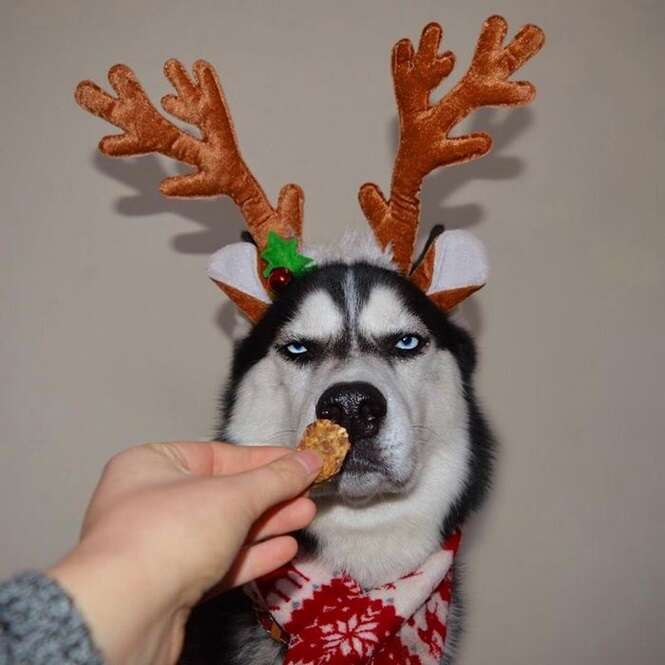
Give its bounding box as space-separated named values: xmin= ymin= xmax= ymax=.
xmin=260 ymin=231 xmax=315 ymax=278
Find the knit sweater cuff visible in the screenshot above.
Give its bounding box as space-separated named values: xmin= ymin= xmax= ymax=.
xmin=0 ymin=571 xmax=105 ymax=665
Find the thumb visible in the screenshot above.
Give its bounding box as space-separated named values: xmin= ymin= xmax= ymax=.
xmin=227 ymin=449 xmax=322 ymax=521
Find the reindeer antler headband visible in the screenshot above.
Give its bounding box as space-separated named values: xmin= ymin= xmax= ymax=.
xmin=75 ymin=15 xmax=544 ymax=321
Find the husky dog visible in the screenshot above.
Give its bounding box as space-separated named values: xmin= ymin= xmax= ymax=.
xmin=180 ymin=235 xmax=495 ymax=665
xmin=74 ymin=13 xmax=542 ymax=664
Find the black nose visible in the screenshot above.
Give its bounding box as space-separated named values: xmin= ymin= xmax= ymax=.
xmin=315 ymin=381 xmax=387 ymax=441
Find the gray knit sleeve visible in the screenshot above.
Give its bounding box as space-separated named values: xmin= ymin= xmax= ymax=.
xmin=0 ymin=571 xmax=105 ymax=665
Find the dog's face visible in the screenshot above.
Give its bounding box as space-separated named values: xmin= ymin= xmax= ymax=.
xmin=223 ymin=260 xmax=488 ymax=511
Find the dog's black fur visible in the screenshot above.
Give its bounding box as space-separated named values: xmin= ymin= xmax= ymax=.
xmin=179 ymin=262 xmax=495 ymax=665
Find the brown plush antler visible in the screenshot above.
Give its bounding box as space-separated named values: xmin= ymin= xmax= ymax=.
xmin=359 ymin=15 xmax=544 ymax=285
xmin=75 ymin=59 xmax=303 ymax=269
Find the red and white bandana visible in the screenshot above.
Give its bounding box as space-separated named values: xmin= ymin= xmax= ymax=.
xmin=245 ymin=531 xmax=461 ymax=665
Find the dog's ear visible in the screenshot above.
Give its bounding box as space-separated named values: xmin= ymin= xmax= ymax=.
xmin=421 ymin=230 xmax=489 ymax=311
xmin=208 ymin=242 xmax=271 ymax=322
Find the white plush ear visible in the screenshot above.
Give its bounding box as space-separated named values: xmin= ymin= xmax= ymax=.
xmin=425 ymin=230 xmax=489 ymax=310
xmin=207 ymin=242 xmax=271 ymax=322
xmin=208 ymin=242 xmax=271 ymax=302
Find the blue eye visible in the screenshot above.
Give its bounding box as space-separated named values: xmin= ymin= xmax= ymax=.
xmin=285 ymin=342 xmax=308 ymax=355
xmin=395 ymin=335 xmax=421 ymax=351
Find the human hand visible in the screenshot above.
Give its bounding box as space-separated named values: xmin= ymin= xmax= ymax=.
xmin=49 ymin=441 xmax=321 ymax=665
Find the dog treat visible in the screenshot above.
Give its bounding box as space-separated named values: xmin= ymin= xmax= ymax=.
xmin=297 ymin=419 xmax=350 ymax=484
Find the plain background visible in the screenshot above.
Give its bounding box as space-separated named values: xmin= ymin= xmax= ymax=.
xmin=1 ymin=1 xmax=663 ymax=663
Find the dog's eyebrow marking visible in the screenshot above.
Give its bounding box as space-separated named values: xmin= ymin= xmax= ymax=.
xmin=281 ymin=290 xmax=344 ymax=341
xmin=358 ymin=285 xmax=425 ymax=338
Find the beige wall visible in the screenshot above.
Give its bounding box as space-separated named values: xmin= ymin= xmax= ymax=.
xmin=1 ymin=1 xmax=664 ymax=663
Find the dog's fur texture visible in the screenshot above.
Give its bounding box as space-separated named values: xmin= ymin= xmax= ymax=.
xmin=179 ymin=234 xmax=495 ymax=665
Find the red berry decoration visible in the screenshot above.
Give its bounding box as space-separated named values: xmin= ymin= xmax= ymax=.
xmin=268 ymin=267 xmax=293 ymax=294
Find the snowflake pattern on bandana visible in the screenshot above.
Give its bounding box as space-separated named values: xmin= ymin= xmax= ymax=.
xmin=245 ymin=531 xmax=461 ymax=665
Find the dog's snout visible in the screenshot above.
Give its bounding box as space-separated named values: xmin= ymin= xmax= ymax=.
xmin=315 ymin=381 xmax=387 ymax=440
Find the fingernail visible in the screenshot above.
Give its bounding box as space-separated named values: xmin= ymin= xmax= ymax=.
xmin=294 ymin=450 xmax=322 ymax=475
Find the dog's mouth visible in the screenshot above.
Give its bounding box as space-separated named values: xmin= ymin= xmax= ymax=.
xmin=311 ymin=436 xmax=412 ymax=503
xmin=342 ymin=456 xmax=385 ymax=476
xmin=341 ymin=438 xmax=388 ymax=475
